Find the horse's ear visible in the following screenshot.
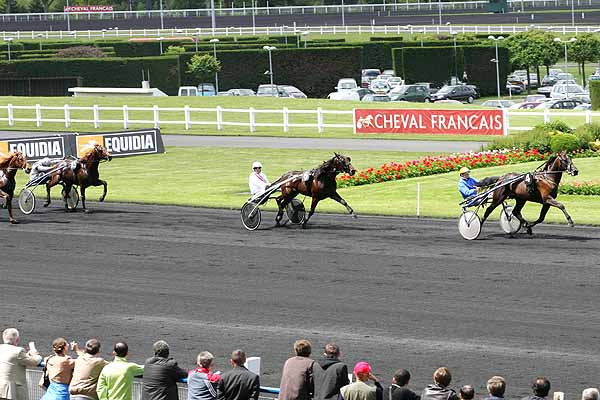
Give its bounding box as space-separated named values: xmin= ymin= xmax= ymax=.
xmin=334 ymin=152 xmax=339 ymax=157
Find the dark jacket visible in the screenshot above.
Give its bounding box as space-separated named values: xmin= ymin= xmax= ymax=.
xmin=421 ymin=384 xmax=458 ymax=400
xmin=217 ymin=366 xmax=260 ymax=400
xmin=313 ymin=357 xmax=349 ymax=400
xmin=142 ymin=356 xmax=188 ymax=400
xmin=384 ymin=385 xmax=420 ymax=400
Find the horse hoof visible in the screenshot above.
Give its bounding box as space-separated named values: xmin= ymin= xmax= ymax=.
xmin=43 ymin=203 xmax=50 ymax=208
xmin=99 ymin=197 xmax=105 ymax=203
xmin=9 ymin=219 xmax=19 ymax=225
xmin=569 ymin=223 xmax=575 ymax=228
xmin=351 ymin=214 xmax=358 ymax=219
xmin=527 ymin=227 xmax=533 ymax=235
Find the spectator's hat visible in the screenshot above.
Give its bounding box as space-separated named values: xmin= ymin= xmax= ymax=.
xmin=459 ymin=167 xmax=470 ymax=175
xmin=354 ymin=361 xmax=372 ymax=375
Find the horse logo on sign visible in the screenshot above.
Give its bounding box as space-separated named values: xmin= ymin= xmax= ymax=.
xmin=356 ymin=115 xmax=375 ymax=129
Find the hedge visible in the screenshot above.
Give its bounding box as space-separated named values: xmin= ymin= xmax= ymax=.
xmin=590 ymin=80 xmax=600 ymax=110
xmin=179 ymin=47 xmax=362 ymax=98
xmin=0 ymin=56 xmax=181 ymax=95
xmin=462 ymin=45 xmax=509 ymax=97
xmin=370 ymin=36 xmax=404 ymax=42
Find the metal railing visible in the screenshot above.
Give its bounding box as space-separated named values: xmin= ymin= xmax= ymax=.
xmin=0 ymin=103 xmax=599 ymax=133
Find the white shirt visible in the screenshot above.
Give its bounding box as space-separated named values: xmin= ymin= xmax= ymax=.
xmin=249 ymin=171 xmax=269 ymax=195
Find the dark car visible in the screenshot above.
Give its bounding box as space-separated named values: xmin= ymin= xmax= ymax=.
xmin=389 ymin=84 xmax=431 ymax=102
xmin=541 ymin=75 xmax=559 ymax=87
xmin=535 ymin=98 xmax=584 ymax=110
xmin=466 ymin=85 xmax=481 ymax=98
xmin=431 ymin=85 xmax=477 ymax=103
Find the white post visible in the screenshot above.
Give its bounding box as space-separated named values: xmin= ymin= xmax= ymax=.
xmin=93 ymin=104 xmax=100 ymax=128
xmin=543 ymin=109 xmax=550 ymax=123
xmin=7 ymin=104 xmax=14 ymax=127
xmin=282 ymin=107 xmax=289 ymax=133
xmin=184 ymin=105 xmax=191 ymax=130
xmin=416 ymin=182 xmax=421 ymax=217
xmin=503 ymin=109 xmax=509 ymax=135
xmin=35 ymin=104 xmax=42 ymax=128
xmin=586 ymin=109 xmax=592 ymax=124
xmin=317 ymin=107 xmax=324 ymax=133
xmin=123 ymin=105 xmax=129 ymax=129
xmin=64 ymin=104 xmax=70 ymax=128
xmin=216 ymin=105 xmax=223 ymax=130
xmin=249 ymin=107 xmax=256 ymax=133
xmin=153 ymin=105 xmax=160 ymax=129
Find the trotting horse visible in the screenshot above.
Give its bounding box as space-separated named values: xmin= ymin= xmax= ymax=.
xmin=45 ymin=143 xmax=112 ymax=212
xmin=273 ymin=153 xmax=357 ymax=228
xmin=480 ymin=151 xmax=579 ymax=234
xmin=0 ymin=151 xmax=31 ymax=224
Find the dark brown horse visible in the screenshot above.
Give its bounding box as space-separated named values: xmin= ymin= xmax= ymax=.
xmin=0 ymin=151 xmax=31 ymax=224
xmin=45 ymin=143 xmax=112 ymax=212
xmin=273 ymin=153 xmax=356 ymax=228
xmin=480 ymin=151 xmax=579 ymax=234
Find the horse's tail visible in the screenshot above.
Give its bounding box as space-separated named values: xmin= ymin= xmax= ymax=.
xmin=476 ymin=176 xmax=501 ymax=188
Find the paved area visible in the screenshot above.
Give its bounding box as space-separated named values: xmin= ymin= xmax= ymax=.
xmin=1 ymin=203 xmax=599 ymax=398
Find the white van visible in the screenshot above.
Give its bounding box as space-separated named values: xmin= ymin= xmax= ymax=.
xmin=178 ymin=86 xmax=199 ymax=96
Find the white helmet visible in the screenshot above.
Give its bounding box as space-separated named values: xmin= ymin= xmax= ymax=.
xmin=252 ymin=161 xmax=263 ymax=169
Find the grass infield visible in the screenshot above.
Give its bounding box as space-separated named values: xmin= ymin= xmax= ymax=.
xmin=22 ymin=146 xmax=600 ymax=226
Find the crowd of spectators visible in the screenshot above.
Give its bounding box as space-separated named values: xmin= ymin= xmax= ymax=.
xmin=1 ymin=329 xmax=598 ymax=400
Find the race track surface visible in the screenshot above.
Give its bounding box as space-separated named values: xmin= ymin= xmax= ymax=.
xmin=2 ymin=203 xmax=599 ymax=397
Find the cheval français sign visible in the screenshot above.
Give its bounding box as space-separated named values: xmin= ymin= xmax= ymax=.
xmin=354 ymin=109 xmax=507 ymax=136
xmin=64 ymin=5 xmax=114 ymax=12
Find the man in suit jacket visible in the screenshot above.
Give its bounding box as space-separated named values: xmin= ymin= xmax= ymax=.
xmin=142 ymin=340 xmax=187 ymax=400
xmin=217 ymin=350 xmax=260 ymax=400
xmin=0 ymin=328 xmax=43 ymax=400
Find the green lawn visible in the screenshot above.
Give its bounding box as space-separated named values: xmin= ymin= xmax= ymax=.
xmin=28 ymin=146 xmax=600 ymax=225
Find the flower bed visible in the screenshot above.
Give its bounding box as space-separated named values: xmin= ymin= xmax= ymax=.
xmin=337 ymin=149 xmax=599 ymax=188
xmin=559 ymin=181 xmax=600 ymax=196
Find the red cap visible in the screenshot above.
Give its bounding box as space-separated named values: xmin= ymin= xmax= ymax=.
xmin=354 ymin=361 xmax=372 ymax=375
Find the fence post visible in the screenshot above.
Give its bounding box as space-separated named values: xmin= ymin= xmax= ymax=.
xmin=249 ymin=107 xmax=256 ymax=133
xmin=64 ymin=104 xmax=70 ymax=128
xmin=93 ymin=104 xmax=100 ymax=128
xmin=586 ymin=109 xmax=592 ymax=124
xmin=123 ymin=105 xmax=129 ymax=130
xmin=503 ymin=109 xmax=509 ymax=135
xmin=216 ymin=106 xmax=223 ymax=130
xmin=317 ymin=107 xmax=324 ymax=133
xmin=35 ymin=104 xmax=42 ymax=128
xmin=283 ymin=107 xmax=289 ymax=133
xmin=543 ymin=109 xmax=550 ymax=123
xmin=184 ymin=105 xmax=191 ymax=130
xmin=7 ymin=103 xmax=14 ymax=127
xmin=153 ymin=105 xmax=160 ymax=129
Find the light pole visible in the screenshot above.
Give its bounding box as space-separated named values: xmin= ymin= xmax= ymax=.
xmin=6 ymin=38 xmax=13 ymax=61
xmin=159 ymin=0 xmax=164 ymax=30
xmin=210 ymin=0 xmax=216 ymax=31
xmin=341 ymin=0 xmax=345 ymax=26
xmin=488 ymin=35 xmax=504 ymax=99
xmin=451 ymin=30 xmax=458 ymax=83
xmin=554 ymin=37 xmax=577 ymax=98
xmin=301 ymin=31 xmax=309 ymax=48
xmin=158 ymin=37 xmax=165 ymax=55
xmin=571 ymin=0 xmax=575 ymax=27
xmin=263 ymin=45 xmax=276 ymax=96
xmin=193 ymin=33 xmax=200 ymax=53
xmin=37 ymin=33 xmax=44 ymax=51
xmin=438 ymin=0 xmax=442 ymax=25
xmin=210 ymin=38 xmax=220 ymax=93
xmin=65 ymin=0 xmax=71 ymax=31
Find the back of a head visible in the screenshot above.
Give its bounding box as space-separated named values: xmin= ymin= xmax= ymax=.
xmin=85 ymin=339 xmax=101 ymax=355
xmin=153 ymin=340 xmax=170 ymax=358
xmin=52 ymin=338 xmax=68 ymax=355
xmin=582 ymin=388 xmax=599 ymax=400
xmin=532 ymin=377 xmax=550 ymax=397
xmin=487 ymin=376 xmax=506 ymax=398
xmin=197 ymin=351 xmax=214 ymax=369
xmin=460 ymin=385 xmax=475 ymax=400
xmin=393 ymin=369 xmax=411 ymax=387
xmin=114 ymin=342 xmax=128 ymax=358
xmin=2 ymin=328 xmax=19 ymax=345
xmin=324 ymin=343 xmax=340 ymax=358
xmin=294 ymin=339 xmax=312 ymax=357
xmin=231 ymin=349 xmax=246 ymax=366
xmin=433 ymin=367 xmax=452 ymax=388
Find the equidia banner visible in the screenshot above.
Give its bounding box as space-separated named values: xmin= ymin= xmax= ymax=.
xmin=354 ymin=109 xmax=507 ymax=136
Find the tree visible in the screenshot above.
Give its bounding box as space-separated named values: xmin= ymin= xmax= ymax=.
xmin=164 ymin=45 xmax=185 ymax=55
xmin=186 ymin=54 xmax=221 ymax=82
xmin=569 ymin=33 xmax=600 ymax=85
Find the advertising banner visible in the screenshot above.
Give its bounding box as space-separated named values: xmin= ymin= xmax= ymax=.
xmin=64 ymin=5 xmax=114 ymax=12
xmin=76 ymin=129 xmax=165 ymax=158
xmin=0 ymin=135 xmax=75 ymax=161
xmin=354 ymin=109 xmax=507 ymax=136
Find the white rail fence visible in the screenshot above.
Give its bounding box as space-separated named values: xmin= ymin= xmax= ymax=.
xmin=0 ymin=104 xmax=598 ymax=133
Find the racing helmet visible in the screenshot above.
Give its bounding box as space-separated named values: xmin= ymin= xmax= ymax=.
xmin=459 ymin=167 xmax=470 ymax=175
xmin=252 ymin=161 xmax=263 ymax=169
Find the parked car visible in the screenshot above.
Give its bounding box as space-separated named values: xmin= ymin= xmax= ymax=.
xmin=526 ymin=94 xmax=548 ymax=103
xmin=573 ymin=103 xmax=592 ymax=110
xmin=178 ymin=86 xmax=199 ymax=96
xmin=537 ymin=85 xmax=553 ymax=97
xmin=550 ymin=83 xmax=586 ymax=99
xmin=556 ymin=72 xmax=574 ymax=82
xmin=198 ymin=83 xmax=216 ymax=96
xmin=361 ymin=69 xmax=381 ymax=87
xmin=328 ymin=90 xmax=359 ymax=101
xmin=354 ymin=88 xmax=372 ymax=100
xmin=414 ymin=82 xmax=439 ymax=95
xmin=377 ymin=74 xmax=394 ymax=81
xmin=507 ymin=82 xmax=524 ymax=94
xmin=431 ymin=85 xmax=477 ymax=103
xmin=535 ymin=98 xmax=584 ymax=110
xmin=387 ymin=77 xmax=404 ymax=88
xmin=549 ymin=68 xmax=563 ymax=76
xmin=369 ymin=79 xmax=391 ymax=94
xmin=540 ymin=75 xmax=558 ymax=87
xmin=335 ymin=78 xmax=358 ymax=91
xmin=481 ymin=100 xmax=515 ymax=108
xmin=257 ymin=84 xmax=279 ymax=97
xmin=466 ymin=85 xmax=481 ymax=98
xmin=382 ymin=69 xmax=396 ymax=76
xmin=389 ymin=84 xmax=431 ymax=102
xmin=223 ymin=88 xmax=256 ymax=96
xmin=362 ymin=93 xmax=391 ymax=102
xmin=279 ymin=85 xmax=307 ymax=99
xmin=510 ymin=102 xmax=542 ymax=110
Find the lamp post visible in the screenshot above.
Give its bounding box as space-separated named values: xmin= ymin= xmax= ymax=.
xmin=65 ymin=0 xmax=71 ymax=31
xmin=554 ymin=37 xmax=577 ymax=98
xmin=210 ymin=38 xmax=220 ymax=93
xmin=37 ymin=33 xmax=44 ymax=51
xmin=158 ymin=36 xmax=165 ymax=55
xmin=451 ymin=30 xmax=458 ymax=83
xmin=438 ymin=0 xmax=442 ymax=25
xmin=341 ymin=0 xmax=345 ymax=26
xmin=159 ymin=0 xmax=164 ymax=30
xmin=263 ymin=45 xmax=276 ymax=96
xmin=6 ymin=38 xmax=13 ymax=61
xmin=488 ymin=35 xmax=504 ymax=99
xmin=210 ymin=0 xmax=216 ymax=31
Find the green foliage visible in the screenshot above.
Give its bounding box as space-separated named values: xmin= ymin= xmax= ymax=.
xmin=56 ymin=46 xmax=107 ymax=58
xmin=397 ymin=46 xmax=459 ymax=87
xmin=550 ymin=132 xmax=581 ymax=153
xmin=186 ymin=54 xmax=221 ymax=82
xmin=559 ymin=182 xmax=600 ymax=196
xmin=486 ymin=130 xmax=553 ymax=153
xmin=535 ymin=120 xmax=573 ymax=134
xmin=505 ymin=30 xmax=561 ymax=71
xmin=575 ymin=122 xmax=600 ymax=144
xmin=590 ymin=80 xmax=600 ymax=110
xmin=163 ymin=45 xmax=186 ymax=55
xmin=569 ymin=33 xmax=600 ymax=79
xmin=370 ymin=36 xmax=404 ymax=42
xmin=462 ymin=45 xmax=509 ymax=97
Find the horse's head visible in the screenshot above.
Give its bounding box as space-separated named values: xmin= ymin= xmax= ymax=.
xmin=82 ymin=144 xmax=112 ymax=162
xmin=8 ymin=151 xmax=30 ymax=171
xmin=557 ymin=151 xmax=578 ymax=176
xmin=333 ymin=153 xmax=356 ymax=176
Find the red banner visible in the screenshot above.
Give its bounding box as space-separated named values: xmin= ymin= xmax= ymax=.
xmin=64 ymin=5 xmax=114 ymax=12
xmin=354 ymin=109 xmax=506 ymax=136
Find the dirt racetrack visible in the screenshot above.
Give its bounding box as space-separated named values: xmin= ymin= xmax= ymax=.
xmin=1 ymin=202 xmax=599 ymax=398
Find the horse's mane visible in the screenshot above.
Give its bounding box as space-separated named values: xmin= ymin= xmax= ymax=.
xmin=79 ymin=145 xmax=98 ymax=162
xmin=0 ymin=152 xmax=16 ymax=168
xmin=314 ymin=157 xmax=336 ymax=176
xmin=543 ymin=154 xmax=558 ymax=171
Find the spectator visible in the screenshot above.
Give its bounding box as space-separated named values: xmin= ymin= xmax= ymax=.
xmin=217 ymin=349 xmax=260 ymax=400
xmin=142 ymin=340 xmax=187 ymax=400
xmin=41 ymin=338 xmax=76 ymax=400
xmin=339 ymin=362 xmax=383 ymax=400
xmin=421 ymin=367 xmax=458 ymax=400
xmin=314 ymin=343 xmax=349 ymax=400
xmin=70 ymin=339 xmax=109 ymax=400
xmin=384 ymin=369 xmax=419 ymax=400
xmin=459 ymin=386 xmax=474 ymax=400
xmin=188 ymin=351 xmax=221 ymax=400
xmin=522 ymin=378 xmax=550 ymax=400
xmin=279 ymin=340 xmax=315 ymax=400
xmin=0 ymin=328 xmax=42 ymax=400
xmin=96 ymin=342 xmax=144 ymax=400
xmin=582 ymin=389 xmax=599 ymax=400
xmin=483 ymin=377 xmax=505 ymax=400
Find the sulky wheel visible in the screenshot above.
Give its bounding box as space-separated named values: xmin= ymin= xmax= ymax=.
xmin=64 ymin=187 xmax=80 ymax=210
xmin=18 ymin=188 xmax=36 ymax=215
xmin=499 ymin=205 xmax=522 ymax=234
xmin=458 ymin=211 xmax=481 ymax=240
xmin=241 ymin=201 xmax=261 ymax=231
xmin=285 ymin=198 xmax=305 ymax=225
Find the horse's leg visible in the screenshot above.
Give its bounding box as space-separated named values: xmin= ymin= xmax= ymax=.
xmin=6 ymin=193 xmax=17 ymax=224
xmin=80 ymin=184 xmax=87 ymax=212
xmin=544 ymin=197 xmax=575 ymax=227
xmin=510 ymin=199 xmax=532 ymax=234
xmin=302 ymin=197 xmax=320 ymax=229
xmin=527 ymin=204 xmax=551 ymax=230
xmin=44 ymin=174 xmax=61 ymax=207
xmin=329 ymin=191 xmax=357 ymax=218
xmin=275 ymin=194 xmax=293 ymax=226
xmin=98 ymin=179 xmax=108 ymax=202
xmin=480 ymin=195 xmax=505 ymax=225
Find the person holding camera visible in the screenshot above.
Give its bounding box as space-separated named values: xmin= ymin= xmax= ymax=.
xmin=41 ymin=338 xmax=76 ymax=400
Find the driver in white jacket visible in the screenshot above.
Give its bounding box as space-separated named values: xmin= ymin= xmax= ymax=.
xmin=248 ymin=161 xmax=270 ymax=195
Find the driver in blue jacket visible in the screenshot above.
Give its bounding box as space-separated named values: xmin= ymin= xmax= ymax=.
xmin=458 ymin=167 xmax=480 ymax=199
